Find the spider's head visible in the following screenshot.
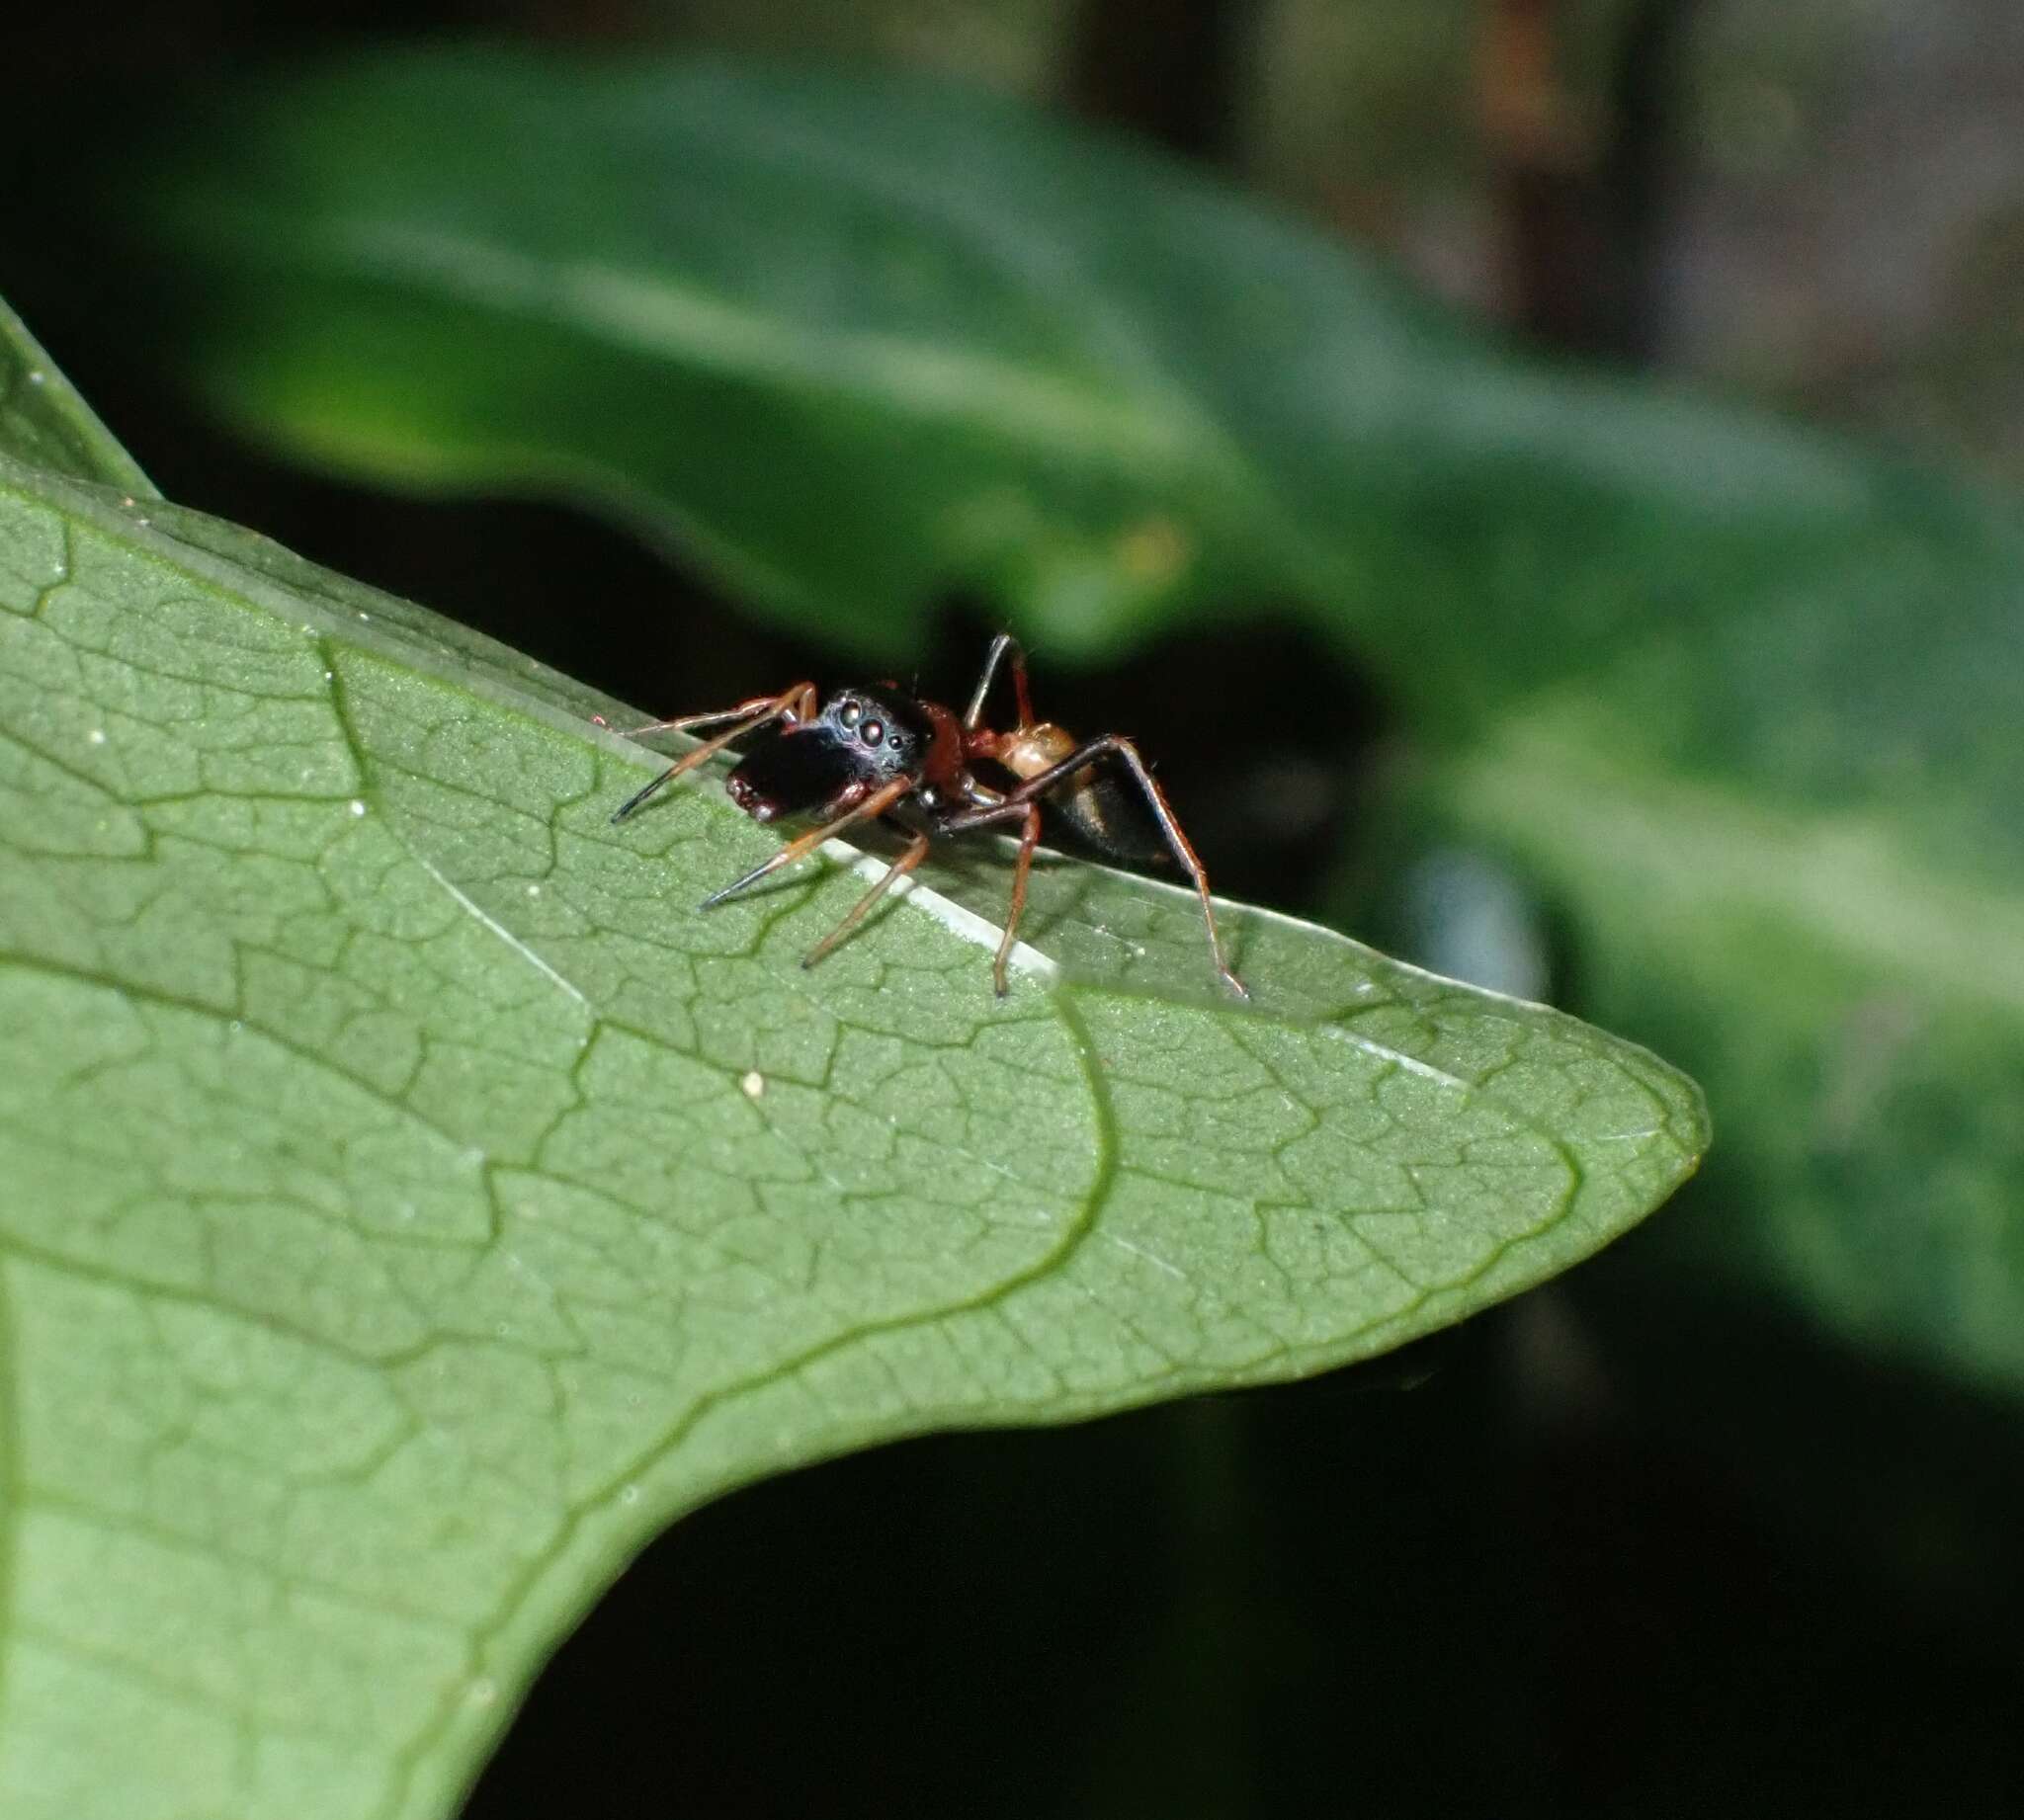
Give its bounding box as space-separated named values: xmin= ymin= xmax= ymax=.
xmin=722 ymin=686 xmax=931 ymax=822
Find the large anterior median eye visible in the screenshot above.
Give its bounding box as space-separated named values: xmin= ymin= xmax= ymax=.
xmin=861 ymin=719 xmax=884 ymax=746
xmin=836 ymin=700 xmax=861 ymax=727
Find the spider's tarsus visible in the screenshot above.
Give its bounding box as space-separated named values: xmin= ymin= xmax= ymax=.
xmin=700 ymin=870 xmax=761 ymax=911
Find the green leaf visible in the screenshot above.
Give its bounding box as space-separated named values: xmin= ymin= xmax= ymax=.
xmin=0 ymin=299 xmax=155 ymax=495
xmin=109 ymin=48 xmax=2024 ymax=1396
xmin=0 ymin=315 xmax=1701 ymax=1815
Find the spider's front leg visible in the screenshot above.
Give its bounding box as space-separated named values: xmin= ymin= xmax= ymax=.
xmin=697 ymin=774 xmax=914 ymax=908
xmin=606 ymin=682 xmax=817 ymax=825
xmin=801 ymin=831 xmax=935 ymax=971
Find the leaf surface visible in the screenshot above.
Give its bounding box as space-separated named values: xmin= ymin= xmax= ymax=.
xmin=0 ymin=311 xmax=1703 ymax=1819
xmin=110 ymin=49 xmax=2024 ymax=1394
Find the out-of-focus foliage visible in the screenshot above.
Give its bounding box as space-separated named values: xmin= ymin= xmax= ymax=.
xmin=112 ymin=48 xmax=2024 ymax=1398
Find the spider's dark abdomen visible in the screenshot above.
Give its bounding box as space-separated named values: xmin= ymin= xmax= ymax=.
xmin=1050 ymin=767 xmax=1174 ymax=869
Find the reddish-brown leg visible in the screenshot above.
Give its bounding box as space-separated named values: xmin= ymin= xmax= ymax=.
xmin=800 ymin=832 xmax=933 ymax=970
xmin=991 ymin=804 xmax=1045 ymax=996
xmin=608 ymin=683 xmax=816 ymax=824
xmin=919 ymin=796 xmax=1047 ymax=994
xmin=963 ymin=632 xmax=1037 ymax=731
xmin=699 ymin=775 xmax=914 ymax=908
xmin=944 ymin=735 xmax=1246 ymax=999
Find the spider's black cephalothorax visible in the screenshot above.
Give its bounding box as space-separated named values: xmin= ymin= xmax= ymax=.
xmin=606 ymin=636 xmax=1244 ymax=998
xmin=723 ymin=687 xmax=934 ymax=823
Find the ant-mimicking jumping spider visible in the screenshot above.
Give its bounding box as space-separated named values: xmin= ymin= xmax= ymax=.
xmin=604 ymin=633 xmax=1245 ymax=999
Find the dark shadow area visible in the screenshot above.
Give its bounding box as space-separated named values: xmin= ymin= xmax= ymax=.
xmin=465 ymin=1302 xmax=2024 ymax=1818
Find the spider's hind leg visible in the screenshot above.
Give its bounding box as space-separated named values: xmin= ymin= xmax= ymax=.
xmin=942 ymin=736 xmax=1247 ymax=1000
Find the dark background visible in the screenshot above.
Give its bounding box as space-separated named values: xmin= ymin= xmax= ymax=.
xmin=6 ymin=3 xmax=2022 ymax=1814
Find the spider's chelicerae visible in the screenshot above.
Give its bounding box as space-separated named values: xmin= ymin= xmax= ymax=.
xmin=605 ymin=633 xmax=1245 ymax=999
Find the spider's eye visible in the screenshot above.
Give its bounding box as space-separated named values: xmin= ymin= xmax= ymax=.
xmin=861 ymin=718 xmax=884 ymax=747
xmin=836 ymin=700 xmax=861 ymax=727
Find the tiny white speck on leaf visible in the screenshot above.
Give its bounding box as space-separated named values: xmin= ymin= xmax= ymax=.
xmin=740 ymin=1070 xmax=765 ymax=1099
xmin=619 ymin=1483 xmax=640 ymax=1505
xmin=525 ymin=883 xmax=542 ymax=897
xmin=348 ymin=799 xmax=367 ymax=817
xmin=469 ymin=1681 xmax=497 ymax=1707
xmin=86 ymin=728 xmax=106 ymax=746
xmin=26 ymin=370 xmax=45 ymax=385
